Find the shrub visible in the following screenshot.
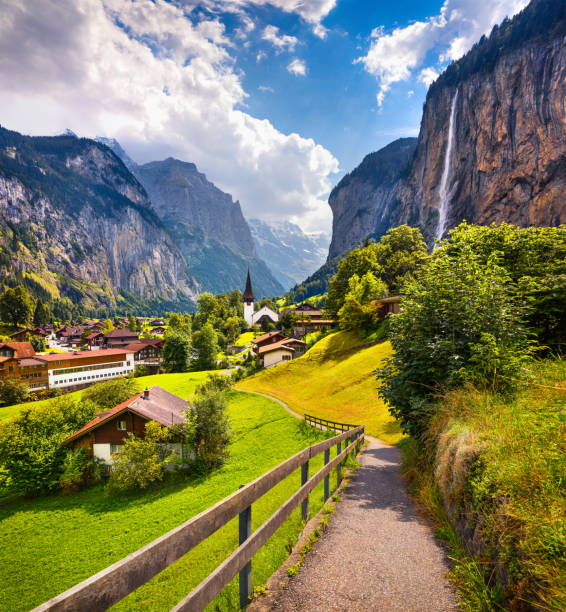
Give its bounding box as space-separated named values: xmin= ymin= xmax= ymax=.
xmin=59 ymin=447 xmax=105 ymax=494
xmin=0 ymin=378 xmax=29 ymax=406
xmin=106 ymin=421 xmax=172 ymax=493
xmin=162 ymin=330 xmax=192 ymax=372
xmin=0 ymin=397 xmax=98 ymax=495
xmin=81 ymin=377 xmax=138 ymax=411
xmin=378 ymin=248 xmax=530 ymax=438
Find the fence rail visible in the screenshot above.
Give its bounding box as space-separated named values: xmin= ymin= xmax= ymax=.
xmin=304 ymin=413 xmax=359 ymax=432
xmin=34 ymin=425 xmax=365 ymax=612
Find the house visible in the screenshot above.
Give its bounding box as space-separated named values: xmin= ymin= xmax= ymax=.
xmin=123 ymin=342 xmax=162 ymax=373
xmin=150 ymin=326 xmax=166 ymax=335
xmin=0 ymin=342 xmax=48 ymax=390
xmin=257 ymin=338 xmax=306 ymax=368
xmin=251 ymin=331 xmax=288 ymax=354
xmin=103 ymin=328 xmax=139 ymax=348
xmin=56 ymin=326 xmax=85 ymax=346
xmin=150 ymin=318 xmax=165 ymax=326
xmin=292 ymin=303 xmax=323 ymax=319
xmin=378 ymin=295 xmax=403 ymax=317
xmin=62 ymin=386 xmax=188 ymax=464
xmin=9 ymin=328 xmax=32 ymax=342
xmin=291 ymin=318 xmax=336 ymax=338
xmin=86 ymin=331 xmax=104 ymax=348
xmin=251 ymin=305 xmax=279 ymax=330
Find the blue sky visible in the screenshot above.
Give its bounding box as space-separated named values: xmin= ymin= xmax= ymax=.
xmin=0 ymin=0 xmax=529 ymax=232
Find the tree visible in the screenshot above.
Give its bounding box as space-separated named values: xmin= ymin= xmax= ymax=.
xmin=81 ymin=378 xmax=138 ymax=411
xmin=162 ymin=331 xmax=192 ymax=372
xmin=377 ymin=248 xmax=529 ymax=438
xmin=106 ymin=421 xmax=172 ymax=492
xmin=102 ymin=318 xmax=114 ymax=334
xmin=128 ymin=314 xmax=139 ymax=332
xmin=183 ymin=386 xmax=231 ymax=468
xmin=197 ymin=293 xmax=219 ymax=322
xmin=223 ymin=316 xmax=240 ymax=344
xmin=33 ymin=301 xmax=50 ymax=325
xmin=27 ymin=334 xmax=47 ymax=353
xmin=0 ymin=378 xmax=28 ymax=406
xmin=193 ymin=322 xmax=219 ymax=370
xmin=167 ymin=313 xmax=192 ymax=336
xmin=337 ymin=271 xmax=388 ymax=331
xmin=0 ymin=285 xmax=33 ymax=326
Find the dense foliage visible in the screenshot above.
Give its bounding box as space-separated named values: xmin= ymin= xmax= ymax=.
xmin=0 ymin=378 xmax=29 ymax=407
xmin=0 ymin=285 xmax=33 ymax=325
xmin=192 ymin=322 xmax=220 ymax=370
xmin=81 ymin=378 xmax=138 ymax=411
xmin=162 ymin=330 xmax=192 ymax=372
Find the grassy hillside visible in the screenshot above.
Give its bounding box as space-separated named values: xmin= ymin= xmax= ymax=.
xmin=0 ymin=390 xmax=334 ymax=611
xmin=238 ymin=331 xmax=403 ymax=444
xmin=0 ymin=371 xmax=216 ymax=421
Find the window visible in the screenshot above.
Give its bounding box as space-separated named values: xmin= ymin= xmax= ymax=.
xmin=117 ymin=420 xmax=127 ymax=431
xmin=110 ymin=444 xmax=122 ymax=455
xmin=282 ymin=354 xmax=291 ymax=361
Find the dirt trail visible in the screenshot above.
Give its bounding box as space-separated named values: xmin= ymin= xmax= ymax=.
xmin=236 ymin=389 xmax=458 ymax=611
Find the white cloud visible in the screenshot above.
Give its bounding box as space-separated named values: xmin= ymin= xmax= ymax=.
xmin=0 ymin=0 xmax=337 ymax=232
xmin=418 ymin=67 xmax=439 ymax=86
xmin=256 ymin=50 xmax=267 ymax=62
xmin=261 ymin=24 xmax=298 ymax=52
xmin=313 ymin=23 xmax=328 ymax=39
xmin=356 ymin=0 xmax=530 ymax=106
xmin=258 ymin=85 xmax=275 ymax=93
xmin=287 ymin=58 xmax=307 ymax=76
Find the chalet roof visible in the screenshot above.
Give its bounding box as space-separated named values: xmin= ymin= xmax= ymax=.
xmin=251 ymin=331 xmax=287 ymax=345
xmin=36 ymin=348 xmax=131 ymax=362
xmin=122 ymin=342 xmax=159 ymax=354
xmin=138 ymin=338 xmax=165 ymax=346
xmin=105 ymin=328 xmax=139 ymax=338
xmin=86 ymin=332 xmax=103 ymax=340
xmin=243 ymin=269 xmax=255 ymax=301
xmin=258 ymin=340 xmax=295 ymax=355
xmin=19 ymin=358 xmax=46 ymax=367
xmin=63 ymin=386 xmax=188 ymax=444
xmin=0 ymin=342 xmax=35 ymax=358
xmin=295 ymin=319 xmax=335 ymax=324
xmin=378 ymin=295 xmax=403 ymax=304
xmin=296 ymin=303 xmax=320 ymax=311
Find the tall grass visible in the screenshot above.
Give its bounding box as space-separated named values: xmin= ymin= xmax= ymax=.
xmin=403 ymin=359 xmax=566 ymax=610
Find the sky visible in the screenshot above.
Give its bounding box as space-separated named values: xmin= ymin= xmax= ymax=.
xmin=0 ymin=0 xmax=529 ymax=234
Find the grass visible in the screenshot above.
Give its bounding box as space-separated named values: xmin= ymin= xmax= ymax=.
xmin=0 ymin=390 xmax=337 ymax=611
xmin=235 ymin=331 xmax=255 ymax=346
xmin=238 ymin=330 xmax=403 ymax=444
xmin=403 ymin=358 xmax=566 ymax=611
xmin=0 ymin=371 xmax=217 ymax=422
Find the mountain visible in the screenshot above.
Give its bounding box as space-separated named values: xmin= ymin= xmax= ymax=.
xmin=248 ymin=219 xmax=329 ymax=291
xmin=328 ymin=0 xmax=566 ymax=257
xmin=0 ymin=127 xmax=197 ymax=312
xmin=133 ymin=159 xmax=284 ymax=298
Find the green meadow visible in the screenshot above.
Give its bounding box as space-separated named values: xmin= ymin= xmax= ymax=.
xmin=0 ymin=390 xmax=335 ymax=611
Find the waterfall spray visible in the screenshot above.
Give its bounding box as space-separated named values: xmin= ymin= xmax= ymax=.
xmin=435 ymin=90 xmax=459 ymax=241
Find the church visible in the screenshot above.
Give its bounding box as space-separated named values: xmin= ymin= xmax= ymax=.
xmin=242 ymin=270 xmax=280 ymax=329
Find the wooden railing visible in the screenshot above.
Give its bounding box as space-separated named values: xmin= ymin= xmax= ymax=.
xmin=34 ymin=426 xmax=365 ymax=612
xmin=304 ymin=413 xmax=359 ymax=432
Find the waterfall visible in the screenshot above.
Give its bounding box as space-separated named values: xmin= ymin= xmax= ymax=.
xmin=435 ymin=90 xmax=459 ymax=241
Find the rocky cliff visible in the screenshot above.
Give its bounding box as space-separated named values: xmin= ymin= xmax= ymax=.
xmin=134 ymin=158 xmax=284 ymax=297
xmin=329 ymin=0 xmax=566 ymax=255
xmin=0 ymin=127 xmax=197 ymax=311
xmin=248 ymin=219 xmax=329 ymax=291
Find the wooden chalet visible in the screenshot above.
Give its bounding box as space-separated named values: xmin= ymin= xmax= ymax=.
xmin=251 ymin=331 xmax=288 ymax=354
xmin=150 ymin=326 xmax=166 ymax=335
xmin=62 ymin=386 xmax=189 ymax=464
xmin=86 ymin=331 xmax=104 ymax=348
xmin=9 ymin=328 xmax=31 ymax=342
xmin=123 ymin=342 xmax=163 ymax=373
xmin=103 ymin=328 xmax=139 ymax=348
xmin=0 ymin=342 xmax=47 ymax=390
xmin=258 ymin=337 xmax=307 ymax=368
xmin=377 ymin=295 xmax=402 ymax=317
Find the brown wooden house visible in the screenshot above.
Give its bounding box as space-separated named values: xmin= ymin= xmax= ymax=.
xmin=62 ymin=386 xmax=189 ymax=464
xmin=251 ymin=331 xmax=288 ymax=354
xmin=103 ymin=328 xmax=139 ymax=348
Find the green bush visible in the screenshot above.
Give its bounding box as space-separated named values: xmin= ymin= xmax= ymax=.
xmin=162 ymin=330 xmax=192 ymax=372
xmin=0 ymin=378 xmax=29 ymax=407
xmin=378 ymin=247 xmax=530 ymax=438
xmin=59 ymin=447 xmax=105 ymax=494
xmin=0 ymin=397 xmax=98 ymax=495
xmin=81 ymin=377 xmax=138 ymax=411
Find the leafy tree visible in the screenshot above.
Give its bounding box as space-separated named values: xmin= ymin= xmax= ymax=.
xmin=81 ymin=378 xmax=138 ymax=411
xmin=0 ymin=378 xmax=29 ymax=406
xmin=337 ymin=271 xmax=388 ymax=331
xmin=106 ymin=421 xmax=172 ymax=492
xmin=197 ymin=293 xmax=219 ymax=323
xmin=193 ymin=322 xmax=219 ymax=370
xmin=162 ymin=331 xmax=192 ymax=372
xmin=183 ymin=387 xmax=231 ymax=468
xmin=0 ymin=397 xmax=98 ymax=494
xmin=59 ymin=447 xmax=105 ymax=494
xmin=166 ymin=313 xmax=192 ymax=336
xmin=278 ymin=310 xmax=299 ymax=335
xmin=127 ymin=314 xmax=139 ymax=332
xmin=27 ymin=334 xmax=47 ymax=353
xmin=377 ymin=248 xmax=529 ymax=438
xmin=33 ymin=301 xmax=50 ymax=325
xmin=102 ymin=318 xmax=114 ymax=334
xmin=223 ymin=316 xmax=240 ymax=344
xmin=0 ymin=285 xmax=33 ymax=325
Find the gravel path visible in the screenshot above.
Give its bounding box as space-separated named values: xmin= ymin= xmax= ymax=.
xmin=270 ymin=437 xmax=458 ymax=611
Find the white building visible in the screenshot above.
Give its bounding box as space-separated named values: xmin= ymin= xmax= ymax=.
xmin=242 ymin=270 xmax=280 ymax=328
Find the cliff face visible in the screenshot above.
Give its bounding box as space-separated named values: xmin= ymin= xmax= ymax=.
xmin=134 ymin=158 xmax=284 ymax=297
xmin=329 ymin=0 xmax=566 ymax=255
xmin=0 ymin=128 xmax=196 ymax=309
xmin=401 ymin=35 xmax=566 ymax=243
xmin=327 ymin=138 xmax=416 ymax=259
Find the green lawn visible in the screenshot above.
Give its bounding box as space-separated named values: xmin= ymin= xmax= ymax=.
xmin=0 ymin=391 xmax=335 ymax=611
xmin=235 ymin=331 xmax=255 ymax=346
xmin=0 ymin=371 xmax=217 ymax=422
xmin=239 ymin=331 xmax=404 ymax=444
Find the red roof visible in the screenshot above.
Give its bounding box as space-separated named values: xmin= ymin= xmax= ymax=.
xmin=122 ymin=342 xmax=159 ymax=353
xmin=105 ymin=328 xmax=139 ymax=338
xmin=0 ymin=342 xmax=35 ymax=358
xmin=63 ymin=386 xmax=188 ymax=444
xmin=36 ymin=348 xmax=130 ymax=362
xmin=19 ymin=358 xmax=46 ymax=367
xmin=258 ymin=339 xmax=296 ymax=355
xmin=86 ymin=332 xmax=103 ymax=340
xmin=251 ymin=331 xmax=287 ymax=345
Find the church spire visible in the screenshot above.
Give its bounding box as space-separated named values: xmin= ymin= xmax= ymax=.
xmin=243 ymin=268 xmax=255 ymax=301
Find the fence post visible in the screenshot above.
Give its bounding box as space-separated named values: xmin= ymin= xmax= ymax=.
xmin=301 ymin=460 xmax=309 ymax=522
xmin=239 ymin=490 xmax=252 ymax=609
xmin=336 ymin=440 xmax=341 ymax=485
xmin=324 ymin=448 xmax=330 ymax=501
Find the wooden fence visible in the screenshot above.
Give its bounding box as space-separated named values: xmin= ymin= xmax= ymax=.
xmin=304 ymin=413 xmax=359 ymax=432
xmin=34 ymin=425 xmax=365 ymax=612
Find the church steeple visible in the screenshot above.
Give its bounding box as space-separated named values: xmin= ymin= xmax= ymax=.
xmin=243 ymin=268 xmax=255 ymax=302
